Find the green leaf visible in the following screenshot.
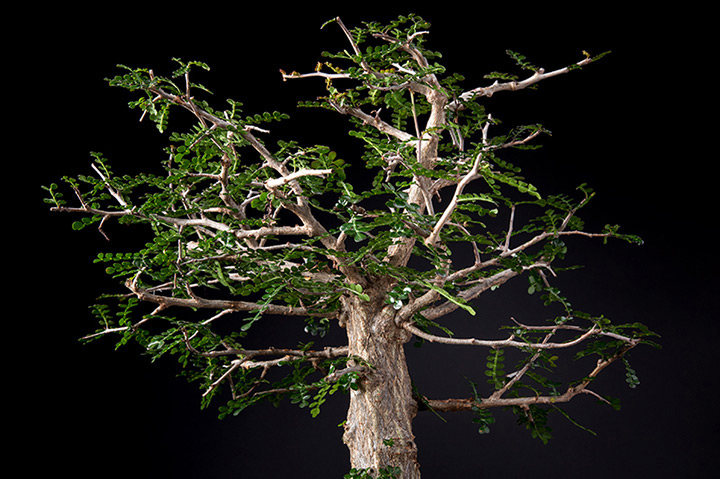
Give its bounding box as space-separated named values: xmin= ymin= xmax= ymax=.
xmin=346 ymin=283 xmax=370 ymax=301
xmin=506 ymin=50 xmax=539 ymax=72
xmin=623 ymin=358 xmax=640 ymax=389
xmin=553 ymin=405 xmax=597 ymax=436
xmin=420 ymin=281 xmax=475 ymax=315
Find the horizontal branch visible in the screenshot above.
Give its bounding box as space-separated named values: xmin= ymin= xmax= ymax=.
xmin=281 ymin=70 xmax=350 ymax=81
xmin=437 ymin=206 xmax=616 ymax=293
xmin=51 ymin=205 xmax=133 ymax=217
xmin=192 ymin=345 xmax=349 ymax=360
xmin=81 ymin=317 xmax=152 ymax=341
xmin=402 ymin=322 xmax=599 ymax=350
xmin=203 ymin=346 xmax=360 ymax=399
xmin=422 ymin=340 xmax=637 ymax=412
xmin=510 ymin=320 xmax=637 ymax=343
xmin=63 ymin=202 xmax=318 ymax=244
xmin=125 ymin=275 xmax=334 ymax=317
xmin=225 ymin=364 xmax=370 ymax=402
xmin=52 ymin=200 xmax=315 ymax=242
xmin=424 ymin=388 xmax=601 ymax=412
xmin=265 ymin=168 xmax=333 ymax=188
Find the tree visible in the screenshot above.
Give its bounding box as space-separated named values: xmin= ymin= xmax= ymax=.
xmin=44 ymin=14 xmax=657 ymax=478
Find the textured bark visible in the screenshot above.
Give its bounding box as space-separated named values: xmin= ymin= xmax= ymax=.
xmin=341 ymin=295 xmax=420 ymax=478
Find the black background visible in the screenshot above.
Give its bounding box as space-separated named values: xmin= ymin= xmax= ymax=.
xmin=17 ymin=3 xmax=715 ymax=478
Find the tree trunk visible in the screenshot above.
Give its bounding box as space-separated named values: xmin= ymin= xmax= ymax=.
xmin=342 ymin=295 xmax=421 ymax=478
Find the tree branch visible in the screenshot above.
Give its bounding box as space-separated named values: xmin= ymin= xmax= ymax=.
xmin=449 ymin=56 xmax=596 ymax=110
xmin=424 ymin=120 xmax=491 ymax=247
xmin=401 ymin=322 xmax=599 ymax=350
xmin=265 ymin=168 xmax=333 ymax=188
xmin=422 ymin=341 xmax=638 ymax=412
xmin=200 ymin=345 xmax=356 ymax=399
xmin=125 ymin=274 xmax=335 ymax=317
xmin=419 ymin=267 xmax=521 ymax=321
xmin=327 ymin=101 xmax=414 ymax=143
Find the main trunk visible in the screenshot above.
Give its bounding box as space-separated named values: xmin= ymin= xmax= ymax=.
xmin=342 ymin=296 xmax=420 ymax=478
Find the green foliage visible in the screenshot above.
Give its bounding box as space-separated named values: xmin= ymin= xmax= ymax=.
xmin=468 ymin=379 xmax=496 ymax=434
xmin=485 ymin=349 xmax=506 ymax=390
xmin=514 ymin=405 xmax=553 ymax=444
xmin=506 ymin=50 xmax=540 ymax=73
xmin=623 ymin=357 xmax=641 ymax=389
xmin=345 ymin=466 xmax=402 ymax=479
xmin=45 ymin=13 xmax=653 ymax=458
xmin=307 ymin=365 xmax=361 ymax=418
xmin=217 ymin=356 xmax=361 ymax=420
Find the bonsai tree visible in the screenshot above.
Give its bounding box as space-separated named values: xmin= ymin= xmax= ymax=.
xmin=44 ymin=14 xmax=656 ymax=478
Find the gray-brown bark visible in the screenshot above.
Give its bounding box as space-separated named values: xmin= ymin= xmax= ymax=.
xmin=341 ymin=293 xmax=421 ymax=478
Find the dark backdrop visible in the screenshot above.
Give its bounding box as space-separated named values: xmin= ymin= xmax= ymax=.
xmin=17 ymin=3 xmax=715 ymax=478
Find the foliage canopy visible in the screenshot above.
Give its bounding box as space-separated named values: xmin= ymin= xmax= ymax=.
xmin=45 ymin=13 xmax=655 ymax=475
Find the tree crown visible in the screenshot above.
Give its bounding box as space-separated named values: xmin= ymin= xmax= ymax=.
xmin=44 ymin=14 xmax=655 ymax=449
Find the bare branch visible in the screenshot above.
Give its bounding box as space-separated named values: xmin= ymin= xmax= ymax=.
xmin=265 ymin=168 xmax=333 ymax=188
xmin=151 ymin=213 xmax=314 ymax=241
xmin=420 ymin=267 xmax=520 ymax=321
xmin=125 ymin=274 xmax=335 ymax=318
xmin=422 ymin=341 xmax=638 ymax=412
xmin=334 ymin=16 xmax=373 ymax=73
xmin=424 ymin=120 xmax=491 ymax=247
xmin=503 ymin=204 xmax=516 ymax=252
xmin=198 ymin=345 xmax=352 ymax=398
xmin=194 ymin=345 xmax=349 ymax=360
xmin=328 ymin=101 xmax=414 ymax=142
xmin=490 ymin=325 xmax=559 ymax=399
xmin=80 ymin=318 xmax=151 ymax=341
xmin=509 ymin=319 xmax=637 ymax=343
xmin=281 ymin=71 xmax=350 ymax=81
xmin=450 ymin=56 xmax=595 ymax=110
xmin=401 ymin=322 xmax=599 ymax=350
xmin=372 ymin=31 xmax=432 ymax=71
xmin=91 ymin=163 xmax=128 ymax=207
xmin=203 ymin=360 xmax=243 ymax=397
xmin=50 ymin=205 xmax=134 ymax=218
